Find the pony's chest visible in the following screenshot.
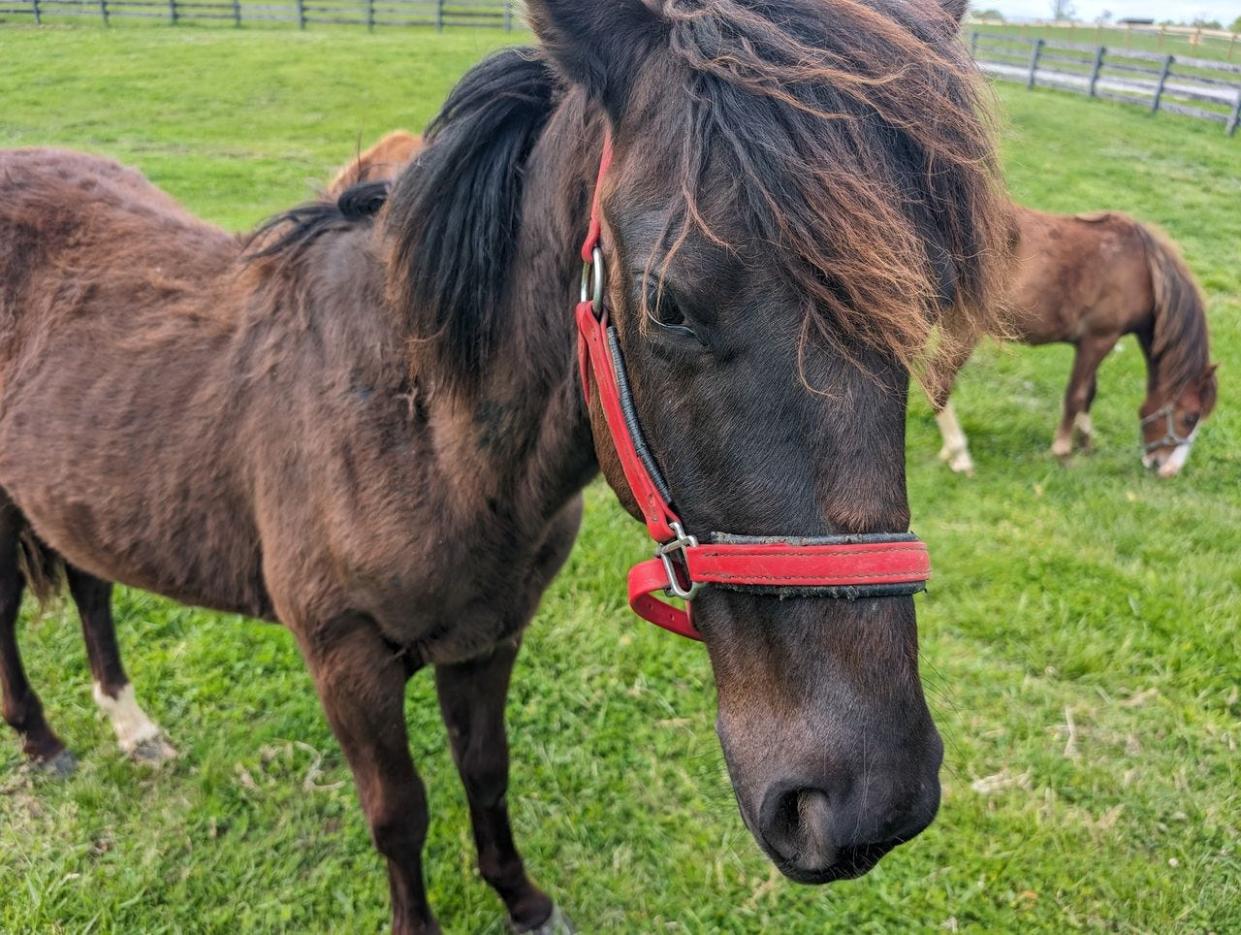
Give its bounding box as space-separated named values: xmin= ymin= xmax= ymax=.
xmin=355 ymin=496 xmax=584 ymax=665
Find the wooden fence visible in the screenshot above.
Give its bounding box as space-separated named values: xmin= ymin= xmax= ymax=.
xmin=0 ymin=0 xmax=522 ymax=29
xmin=972 ymin=32 xmax=1241 ymax=137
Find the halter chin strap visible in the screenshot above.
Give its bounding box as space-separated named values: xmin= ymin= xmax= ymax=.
xmin=574 ymin=133 xmax=931 ymax=641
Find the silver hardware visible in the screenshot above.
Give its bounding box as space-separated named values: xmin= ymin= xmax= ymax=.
xmin=657 ymin=521 xmax=702 ymax=601
xmin=579 ymin=246 xmax=605 ymax=313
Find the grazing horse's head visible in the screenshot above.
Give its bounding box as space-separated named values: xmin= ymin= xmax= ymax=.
xmin=1141 ymin=365 xmax=1218 ymax=477
xmin=525 ymin=0 xmax=1008 ymax=882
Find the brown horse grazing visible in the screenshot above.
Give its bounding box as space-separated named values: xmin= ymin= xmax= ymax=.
xmin=328 ymin=129 xmax=423 ymax=197
xmin=927 ymin=206 xmax=1218 ymax=477
xmin=0 ymin=0 xmax=1012 ymax=930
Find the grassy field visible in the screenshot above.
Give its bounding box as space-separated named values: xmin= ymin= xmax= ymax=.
xmin=1 ymin=25 xmax=1238 ymax=935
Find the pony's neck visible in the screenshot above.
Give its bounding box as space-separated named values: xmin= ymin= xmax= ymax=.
xmin=422 ymin=101 xmax=603 ymax=524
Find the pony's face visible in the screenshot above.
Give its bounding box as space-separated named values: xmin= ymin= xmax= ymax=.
xmin=1141 ymin=365 xmax=1218 ymax=477
xmin=528 ymin=0 xmax=1004 ymax=882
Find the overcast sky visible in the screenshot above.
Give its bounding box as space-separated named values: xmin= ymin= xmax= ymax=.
xmin=981 ymin=1 xmax=1239 ymax=22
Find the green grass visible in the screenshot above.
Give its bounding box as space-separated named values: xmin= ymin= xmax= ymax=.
xmin=0 ymin=25 xmax=1238 ymax=935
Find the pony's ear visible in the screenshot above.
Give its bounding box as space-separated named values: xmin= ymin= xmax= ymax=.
xmin=525 ymin=0 xmax=668 ymax=115
xmin=1200 ymin=363 xmax=1220 ymax=412
xmin=940 ymin=0 xmax=970 ymax=24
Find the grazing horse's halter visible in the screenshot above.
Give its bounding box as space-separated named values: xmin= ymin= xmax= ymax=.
xmin=574 ymin=135 xmax=932 ymax=641
xmin=1140 ymin=403 xmax=1194 ymax=454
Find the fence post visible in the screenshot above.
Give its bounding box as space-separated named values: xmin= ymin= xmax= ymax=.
xmin=1228 ymin=92 xmax=1241 ymax=137
xmin=365 ymin=0 xmax=373 ymax=31
xmin=970 ymin=30 xmax=979 ymax=58
xmin=231 ymin=0 xmax=240 ymax=26
xmin=295 ymin=0 xmax=305 ymax=28
xmin=31 ymin=0 xmax=41 ymax=24
xmin=503 ymin=0 xmax=511 ymax=32
xmin=434 ymin=0 xmax=442 ymax=31
xmin=1151 ymin=55 xmax=1173 ymax=113
xmin=1088 ymin=45 xmax=1105 ymax=97
xmin=99 ymin=0 xmax=109 ymax=24
xmin=168 ymin=0 xmax=177 ymax=24
xmin=1026 ymin=38 xmax=1044 ymax=90
xmin=1229 ymin=33 xmax=1236 ymax=61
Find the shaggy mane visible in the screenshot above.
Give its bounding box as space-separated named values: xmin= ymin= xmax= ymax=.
xmin=650 ymin=0 xmax=1012 ymax=373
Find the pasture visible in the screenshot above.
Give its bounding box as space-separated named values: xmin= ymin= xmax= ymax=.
xmin=0 ymin=25 xmax=1238 ymax=934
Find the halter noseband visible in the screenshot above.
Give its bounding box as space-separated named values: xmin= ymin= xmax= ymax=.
xmin=1140 ymin=403 xmax=1194 ymax=454
xmin=574 ymin=135 xmax=932 ymax=641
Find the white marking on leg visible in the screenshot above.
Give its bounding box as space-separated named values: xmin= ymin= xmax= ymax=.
xmin=93 ymin=682 xmax=174 ymax=758
xmin=1051 ymin=432 xmax=1073 ymax=459
xmin=935 ymin=403 xmax=974 ymax=474
xmin=1073 ymin=412 xmax=1094 ymax=444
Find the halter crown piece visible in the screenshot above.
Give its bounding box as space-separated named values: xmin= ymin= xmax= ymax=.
xmin=575 ymin=134 xmax=932 ymax=641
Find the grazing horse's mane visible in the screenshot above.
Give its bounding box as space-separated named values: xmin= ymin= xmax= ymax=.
xmin=1134 ymin=222 xmax=1213 ymax=396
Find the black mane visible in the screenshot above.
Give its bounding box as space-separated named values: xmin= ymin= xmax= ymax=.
xmin=246 ymin=180 xmax=391 ymax=260
xmin=383 ymin=47 xmax=558 ymax=388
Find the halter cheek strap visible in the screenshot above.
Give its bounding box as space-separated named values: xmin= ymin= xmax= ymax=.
xmin=574 ymin=134 xmax=931 ymax=642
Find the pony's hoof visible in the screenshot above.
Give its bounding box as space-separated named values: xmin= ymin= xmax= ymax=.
xmin=37 ymin=749 xmax=78 ymax=778
xmin=129 ymin=734 xmax=178 ymax=765
xmin=515 ymin=905 xmax=575 ymax=935
xmin=1050 ymin=438 xmax=1073 ymax=461
xmin=947 ymin=451 xmax=975 ymax=475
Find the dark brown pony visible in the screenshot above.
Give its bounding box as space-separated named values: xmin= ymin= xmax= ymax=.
xmin=927 ymin=205 xmax=1218 ymax=477
xmin=0 ymin=1 xmax=1010 ymax=931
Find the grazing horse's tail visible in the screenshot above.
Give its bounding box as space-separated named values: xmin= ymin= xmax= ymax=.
xmin=1135 ymin=221 xmax=1211 ymax=393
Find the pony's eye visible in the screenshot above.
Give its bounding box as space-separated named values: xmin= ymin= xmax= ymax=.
xmin=652 ymin=296 xmax=687 ymax=329
xmin=1184 ymin=413 xmax=1200 ymax=429
xmin=644 ymin=287 xmax=699 ymax=341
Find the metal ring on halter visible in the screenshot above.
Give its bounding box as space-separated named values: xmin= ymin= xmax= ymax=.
xmin=580 ymin=247 xmax=605 ymax=313
xmin=657 ymin=521 xmax=702 ymax=601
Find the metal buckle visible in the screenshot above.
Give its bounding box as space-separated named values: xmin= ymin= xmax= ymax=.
xmin=657 ymin=521 xmax=702 ymax=601
xmin=579 ymin=246 xmax=605 ymax=314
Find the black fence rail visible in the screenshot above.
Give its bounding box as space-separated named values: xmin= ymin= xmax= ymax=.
xmin=0 ymin=0 xmax=523 ymax=28
xmin=972 ymin=31 xmax=1241 ymax=137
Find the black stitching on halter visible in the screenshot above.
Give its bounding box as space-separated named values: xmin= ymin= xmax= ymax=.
xmin=714 ymin=582 xmax=926 ymax=599
xmin=605 ymin=325 xmax=675 ymax=504
xmin=707 ymin=532 xmax=922 ymax=546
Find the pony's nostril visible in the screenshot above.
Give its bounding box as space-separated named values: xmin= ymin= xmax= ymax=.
xmin=759 ymin=785 xmax=835 ymax=869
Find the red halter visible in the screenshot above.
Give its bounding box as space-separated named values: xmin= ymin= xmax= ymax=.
xmin=575 ymin=136 xmax=931 ymax=641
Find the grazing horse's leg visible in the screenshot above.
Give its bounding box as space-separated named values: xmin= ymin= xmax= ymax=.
xmin=926 ymin=335 xmax=977 ymax=475
xmin=1052 ymin=336 xmax=1117 ymax=459
xmin=297 ymin=615 xmax=438 ymax=935
xmin=66 ymin=566 xmax=175 ymax=763
xmin=435 ymin=640 xmax=565 ymax=934
xmin=0 ymin=497 xmax=71 ymax=770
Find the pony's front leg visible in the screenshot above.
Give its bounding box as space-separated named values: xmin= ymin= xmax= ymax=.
xmin=435 ymin=640 xmax=571 ymax=934
xmin=1052 ymin=337 xmax=1116 ymax=459
xmin=297 ymin=615 xmax=438 ymax=935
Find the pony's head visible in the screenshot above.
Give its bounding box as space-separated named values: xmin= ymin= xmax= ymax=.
xmin=1141 ymin=364 xmax=1218 ymax=478
xmin=526 ymin=0 xmax=1008 ymax=882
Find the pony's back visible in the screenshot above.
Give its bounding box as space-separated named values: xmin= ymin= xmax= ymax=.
xmin=0 ymin=149 xmax=236 ymax=368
